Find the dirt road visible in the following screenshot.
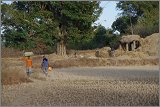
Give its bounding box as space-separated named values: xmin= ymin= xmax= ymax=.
xmin=2 ymin=66 xmax=159 ymax=106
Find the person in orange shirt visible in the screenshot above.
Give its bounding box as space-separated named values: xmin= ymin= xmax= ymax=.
xmin=22 ymin=56 xmax=33 ymax=76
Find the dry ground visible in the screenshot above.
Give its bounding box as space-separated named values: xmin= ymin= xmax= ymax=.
xmin=2 ymin=66 xmax=159 ymax=106
xmin=1 ymin=33 xmax=159 ymax=106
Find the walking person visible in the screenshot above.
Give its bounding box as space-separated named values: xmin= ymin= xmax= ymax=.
xmin=22 ymin=56 xmax=33 ymax=76
xmin=41 ymin=56 xmax=49 ymax=76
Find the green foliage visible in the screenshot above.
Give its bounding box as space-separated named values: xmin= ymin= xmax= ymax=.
xmin=133 ymin=2 xmax=159 ymax=37
xmin=112 ymin=1 xmax=159 ymax=36
xmin=2 ymin=1 xmax=59 ymax=50
xmin=51 ymin=1 xmax=102 ymax=41
xmin=68 ymin=25 xmax=121 ymax=50
xmin=133 ymin=24 xmax=159 ymax=37
xmin=2 ymin=1 xmax=102 ymax=51
xmin=92 ymin=25 xmax=107 ymax=48
xmin=112 ymin=16 xmax=129 ymax=35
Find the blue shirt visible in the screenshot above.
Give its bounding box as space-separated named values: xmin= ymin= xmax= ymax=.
xmin=42 ymin=58 xmax=48 ymax=67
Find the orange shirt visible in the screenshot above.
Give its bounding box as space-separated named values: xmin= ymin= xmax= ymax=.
xmin=26 ymin=59 xmax=32 ymax=67
xmin=21 ymin=57 xmax=32 ymax=67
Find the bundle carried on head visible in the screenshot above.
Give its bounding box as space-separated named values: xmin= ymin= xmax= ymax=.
xmin=24 ymin=52 xmax=34 ymax=57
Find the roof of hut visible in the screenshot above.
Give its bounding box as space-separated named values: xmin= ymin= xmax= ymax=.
xmin=120 ymin=35 xmax=141 ymax=43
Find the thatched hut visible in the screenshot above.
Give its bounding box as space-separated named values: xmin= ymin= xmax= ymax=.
xmin=119 ymin=35 xmax=141 ymax=51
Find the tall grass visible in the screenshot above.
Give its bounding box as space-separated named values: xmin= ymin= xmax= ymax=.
xmin=1 ymin=60 xmax=32 ymax=85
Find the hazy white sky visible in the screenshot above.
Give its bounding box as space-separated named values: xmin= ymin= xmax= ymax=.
xmin=95 ymin=1 xmax=122 ymax=29
xmin=2 ymin=1 xmax=121 ymax=29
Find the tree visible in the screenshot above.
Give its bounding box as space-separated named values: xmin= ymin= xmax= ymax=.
xmin=50 ymin=1 xmax=102 ymax=55
xmin=92 ymin=25 xmax=107 ymax=48
xmin=88 ymin=25 xmax=119 ymax=49
xmin=1 ymin=1 xmax=102 ymax=55
xmin=1 ymin=1 xmax=58 ymax=52
xmin=112 ymin=16 xmax=130 ymax=35
xmin=133 ymin=2 xmax=159 ymax=36
xmin=112 ymin=1 xmax=159 ymax=36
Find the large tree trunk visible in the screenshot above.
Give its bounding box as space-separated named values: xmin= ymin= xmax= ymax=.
xmin=57 ymin=40 xmax=66 ymax=56
xmin=56 ymin=24 xmax=67 ymax=56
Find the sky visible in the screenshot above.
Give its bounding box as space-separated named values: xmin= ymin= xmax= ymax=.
xmin=2 ymin=1 xmax=121 ymax=29
xmin=94 ymin=1 xmax=122 ymax=29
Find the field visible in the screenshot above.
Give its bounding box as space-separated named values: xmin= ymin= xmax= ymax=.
xmin=1 ymin=57 xmax=159 ymax=106
xmin=1 ymin=1 xmax=159 ymax=106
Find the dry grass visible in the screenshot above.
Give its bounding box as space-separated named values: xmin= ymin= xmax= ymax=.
xmin=141 ymin=33 xmax=159 ymax=56
xmin=52 ymin=57 xmax=158 ymax=68
xmin=1 ymin=56 xmax=53 ymax=85
xmin=1 ymin=60 xmax=32 ymax=85
xmin=30 ymin=71 xmax=47 ymax=81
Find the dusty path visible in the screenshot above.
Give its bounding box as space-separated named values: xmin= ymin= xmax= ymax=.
xmin=2 ymin=66 xmax=159 ymax=106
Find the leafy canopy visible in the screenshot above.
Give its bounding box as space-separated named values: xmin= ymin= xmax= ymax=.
xmin=1 ymin=1 xmax=102 ymax=50
xmin=112 ymin=1 xmax=159 ymax=36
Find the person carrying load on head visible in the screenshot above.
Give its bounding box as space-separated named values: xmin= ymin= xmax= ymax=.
xmin=21 ymin=52 xmax=34 ymax=76
xmin=22 ymin=56 xmax=33 ymax=76
xmin=41 ymin=55 xmax=49 ymax=76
